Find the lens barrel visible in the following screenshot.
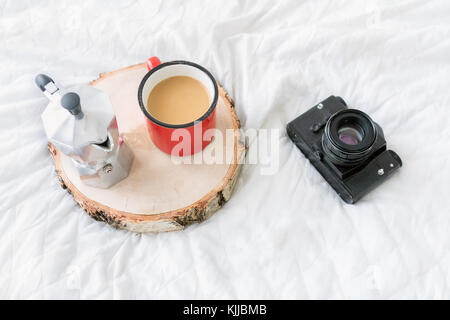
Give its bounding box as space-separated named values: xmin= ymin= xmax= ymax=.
xmin=322 ymin=109 xmax=377 ymax=166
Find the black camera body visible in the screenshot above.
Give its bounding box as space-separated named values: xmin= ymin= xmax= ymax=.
xmin=287 ymin=96 xmax=402 ymax=204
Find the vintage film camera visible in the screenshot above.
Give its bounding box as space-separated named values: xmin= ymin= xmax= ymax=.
xmin=287 ymin=96 xmax=402 ymax=204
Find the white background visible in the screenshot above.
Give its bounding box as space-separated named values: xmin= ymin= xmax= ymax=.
xmin=1 ymin=0 xmax=450 ymax=299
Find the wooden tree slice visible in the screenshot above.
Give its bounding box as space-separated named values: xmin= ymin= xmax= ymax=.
xmin=49 ymin=62 xmax=246 ymax=233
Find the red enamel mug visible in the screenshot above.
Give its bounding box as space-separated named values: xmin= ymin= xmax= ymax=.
xmin=138 ymin=57 xmax=218 ymax=156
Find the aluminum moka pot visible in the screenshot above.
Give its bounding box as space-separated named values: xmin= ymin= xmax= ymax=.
xmin=35 ymin=74 xmax=134 ymax=188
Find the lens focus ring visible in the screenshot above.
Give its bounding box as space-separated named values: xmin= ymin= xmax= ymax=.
xmin=322 ymin=109 xmax=377 ymax=166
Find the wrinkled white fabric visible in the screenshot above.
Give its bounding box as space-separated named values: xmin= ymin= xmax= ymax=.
xmin=1 ymin=0 xmax=450 ymax=299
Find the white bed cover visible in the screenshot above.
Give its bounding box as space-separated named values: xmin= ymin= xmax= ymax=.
xmin=1 ymin=0 xmax=449 ymax=299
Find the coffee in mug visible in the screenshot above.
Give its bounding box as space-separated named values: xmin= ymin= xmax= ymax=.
xmin=146 ymin=76 xmax=210 ymax=125
xmin=138 ymin=57 xmax=219 ymax=156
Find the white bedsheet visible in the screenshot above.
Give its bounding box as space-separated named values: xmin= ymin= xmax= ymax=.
xmin=1 ymin=0 xmax=450 ymax=299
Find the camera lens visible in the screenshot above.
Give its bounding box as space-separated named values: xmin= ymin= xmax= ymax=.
xmin=322 ymin=109 xmax=377 ymax=166
xmin=338 ymin=124 xmax=364 ymax=146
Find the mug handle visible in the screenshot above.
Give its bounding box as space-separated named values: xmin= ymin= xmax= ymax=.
xmin=146 ymin=56 xmax=161 ymax=70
